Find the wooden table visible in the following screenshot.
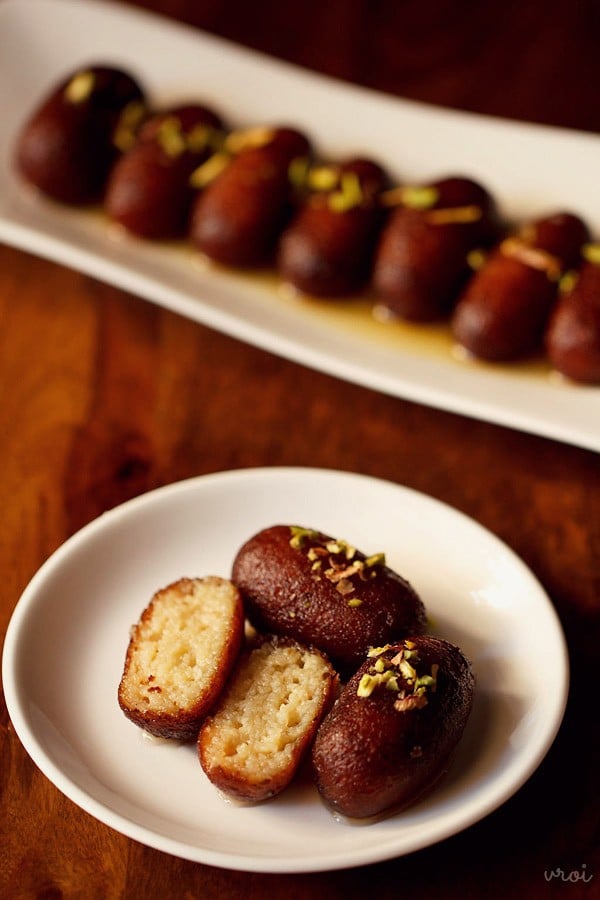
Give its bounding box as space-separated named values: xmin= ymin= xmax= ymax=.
xmin=1 ymin=0 xmax=598 ymax=896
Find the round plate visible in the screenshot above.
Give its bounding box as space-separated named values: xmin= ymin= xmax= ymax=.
xmin=2 ymin=467 xmax=568 ymax=872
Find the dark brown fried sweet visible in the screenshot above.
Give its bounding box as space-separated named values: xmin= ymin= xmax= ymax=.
xmin=451 ymin=212 xmax=590 ymax=361
xmin=312 ymin=636 xmax=475 ymax=819
xmin=545 ymin=244 xmax=600 ymax=383
xmin=277 ymin=157 xmax=388 ymax=296
xmin=104 ymin=104 xmax=224 ymax=238
xmin=372 ymin=176 xmax=499 ymax=321
xmin=15 ymin=64 xmax=146 ymax=205
xmin=231 ymin=524 xmax=426 ymax=672
xmin=189 ymin=126 xmax=311 ymax=267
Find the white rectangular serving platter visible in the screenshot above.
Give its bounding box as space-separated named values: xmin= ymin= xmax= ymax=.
xmin=1 ymin=0 xmax=599 ymax=451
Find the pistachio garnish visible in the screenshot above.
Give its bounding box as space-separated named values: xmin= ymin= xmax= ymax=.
xmin=367 ymin=645 xmax=392 ymax=657
xmin=156 ymin=116 xmax=187 ymax=158
xmin=113 ymin=100 xmax=146 ymax=151
xmin=325 ymin=540 xmax=343 ymax=554
xmin=336 ymin=578 xmax=354 ymax=596
xmin=559 ymin=270 xmax=578 ymax=294
xmin=224 ymin=126 xmax=275 ymax=154
xmin=326 ymin=560 xmax=363 ymax=582
xmin=582 ymin=242 xmax=600 ymax=265
xmin=356 ymin=644 xmax=439 ymax=712
xmin=289 ymin=525 xmax=320 ymax=549
xmin=290 ymin=527 xmax=385 ymax=602
xmin=425 ymin=205 xmax=482 ymax=225
xmin=466 ymin=248 xmax=487 ymax=271
xmin=357 ymin=673 xmax=379 ymax=697
xmin=328 ymin=171 xmax=363 ymax=213
xmin=365 ymin=552 xmax=386 ymax=568
xmin=394 ymin=693 xmax=428 ymax=712
xmin=399 ymin=659 xmax=417 ymax=682
xmin=189 ymin=151 xmax=230 ymax=188
xmin=307 ymin=546 xmax=327 ymax=560
xmin=380 ymin=184 xmax=439 ymax=210
xmin=500 ymin=237 xmax=563 ymax=281
xmin=64 ymin=70 xmax=95 ymax=105
xmin=308 ymin=165 xmax=340 ymax=192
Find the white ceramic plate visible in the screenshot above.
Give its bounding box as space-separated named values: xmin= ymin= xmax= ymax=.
xmin=1 ymin=0 xmax=599 ymax=453
xmin=3 ymin=467 xmax=568 ymax=872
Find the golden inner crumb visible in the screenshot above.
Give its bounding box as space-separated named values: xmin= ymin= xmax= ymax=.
xmin=120 ymin=577 xmax=237 ymax=715
xmin=203 ymin=643 xmax=331 ymax=778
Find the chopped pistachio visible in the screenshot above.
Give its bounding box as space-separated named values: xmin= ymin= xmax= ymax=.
xmin=189 ymin=152 xmax=230 ymax=188
xmin=328 ymin=561 xmax=363 ymax=583
xmin=374 ymin=657 xmax=387 ymax=673
xmin=394 ymin=693 xmax=428 ymax=712
xmin=559 ymin=270 xmax=578 ymax=294
xmin=64 ymin=70 xmax=95 ymax=104
xmin=399 ymin=185 xmax=439 ymax=210
xmin=390 ymin=650 xmax=404 ymax=666
xmin=500 ymin=237 xmax=562 ymax=281
xmin=307 ymin=165 xmax=339 ymax=192
xmin=325 ymin=540 xmax=342 ymax=554
xmin=415 ymin=674 xmax=435 ymax=690
xmin=426 ymin=204 xmax=482 ymax=225
xmin=347 ymin=597 xmax=363 ymax=607
xmin=365 ymin=552 xmax=385 ymax=568
xmin=367 ymin=645 xmax=392 ymax=657
xmin=404 ymin=640 xmax=416 ymax=650
xmin=224 ymin=126 xmax=275 ymax=154
xmin=466 ymin=248 xmax=487 ymax=271
xmin=582 ymin=242 xmax=600 ymax=265
xmin=328 ymin=172 xmax=363 ymax=213
xmin=113 ymin=101 xmax=146 ymax=151
xmin=357 ymin=673 xmax=378 ymax=697
xmin=399 ymin=659 xmax=417 ymax=682
xmin=311 ymin=559 xmax=322 ymax=571
xmin=385 ymin=675 xmax=400 ymax=691
xmin=289 ymin=525 xmax=319 ymax=549
xmin=337 ymin=578 xmax=355 ymax=596
xmin=156 ymin=117 xmax=187 ymax=158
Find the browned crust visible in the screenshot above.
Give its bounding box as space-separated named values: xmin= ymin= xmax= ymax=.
xmin=311 ymin=635 xmax=475 ymax=818
xmin=231 ymin=524 xmax=427 ymax=672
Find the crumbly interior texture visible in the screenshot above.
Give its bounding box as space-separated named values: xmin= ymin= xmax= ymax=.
xmin=120 ymin=577 xmax=238 ymax=715
xmin=202 ymin=642 xmax=331 ymax=778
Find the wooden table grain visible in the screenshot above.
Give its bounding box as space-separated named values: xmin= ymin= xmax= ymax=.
xmin=1 ymin=0 xmax=598 ymax=896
